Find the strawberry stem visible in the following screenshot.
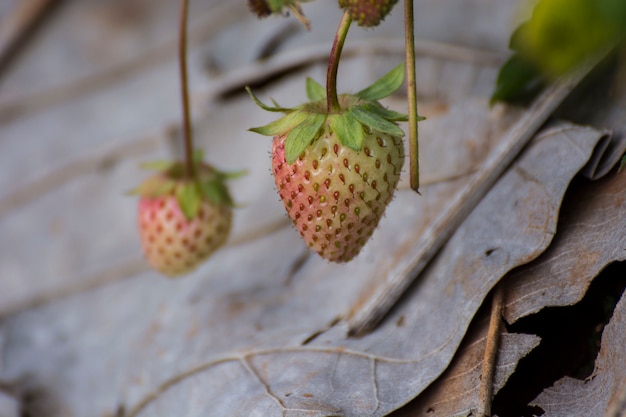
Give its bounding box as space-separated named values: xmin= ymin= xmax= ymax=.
xmin=179 ymin=0 xmax=195 ymax=178
xmin=404 ymin=0 xmax=420 ymax=193
xmin=327 ymin=11 xmax=352 ymax=113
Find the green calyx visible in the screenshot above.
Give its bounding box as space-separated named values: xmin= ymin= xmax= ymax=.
xmin=129 ymin=150 xmax=245 ymax=220
xmin=248 ymin=64 xmax=424 ymax=164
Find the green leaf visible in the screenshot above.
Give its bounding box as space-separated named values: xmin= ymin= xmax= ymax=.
xmin=128 ymin=176 xmax=176 ymax=197
xmin=329 ymin=113 xmax=363 ymax=151
xmin=306 ymin=77 xmax=326 ymax=101
xmin=176 ymin=182 xmax=201 ymax=220
xmin=284 ymin=113 xmax=326 ymax=163
xmin=494 ymin=0 xmax=626 ymax=105
xmin=517 ymin=0 xmax=621 ymax=77
xmin=249 ymin=110 xmax=310 ymax=136
xmin=619 ymin=155 xmax=626 ymax=173
xmin=356 ymin=64 xmax=405 ymax=101
xmin=508 ymin=21 xmax=527 ymax=50
xmin=491 ymin=53 xmax=546 ymax=105
xmin=139 ymin=160 xmax=173 ymax=171
xmin=150 ymin=179 xmax=176 ymax=197
xmin=349 ymin=106 xmax=405 ymax=137
xmin=360 ymin=103 xmax=408 ymax=122
xmin=245 ymin=86 xmax=292 ymax=113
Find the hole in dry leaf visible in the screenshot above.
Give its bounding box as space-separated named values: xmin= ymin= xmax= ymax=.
xmin=493 ymin=261 xmax=626 ymax=417
xmin=485 ymin=248 xmax=498 ymax=257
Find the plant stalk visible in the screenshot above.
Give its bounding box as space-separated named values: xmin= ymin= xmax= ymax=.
xmin=478 ymin=284 xmax=505 ymax=417
xmin=327 ymin=11 xmax=352 ymax=113
xmin=179 ymin=0 xmax=194 ymax=178
xmin=404 ymin=0 xmax=420 ymax=192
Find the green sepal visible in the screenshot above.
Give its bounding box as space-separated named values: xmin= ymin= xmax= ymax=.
xmin=200 ymin=180 xmax=234 ymax=206
xmin=249 ymin=110 xmax=310 ymax=136
xmin=329 ymin=112 xmax=363 ymax=151
xmin=139 ymin=160 xmax=174 ymax=171
xmin=216 ymin=169 xmax=248 ymax=180
xmin=356 ymin=64 xmax=405 ymax=102
xmin=193 ymin=149 xmax=204 ymax=163
xmin=139 ymin=149 xmax=204 ymax=174
xmin=128 ymin=176 xmax=176 ymax=197
xmin=349 ymin=106 xmax=405 ymax=137
xmin=246 ymin=86 xmax=293 ymax=113
xmin=306 ymin=77 xmax=326 ymax=101
xmin=284 ymin=113 xmax=326 ymax=163
xmin=175 ymin=181 xmax=201 ymax=220
xmin=359 ymin=103 xmax=408 ymax=122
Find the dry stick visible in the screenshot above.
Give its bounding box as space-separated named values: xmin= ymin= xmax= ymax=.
xmin=347 ymin=45 xmax=615 ymax=337
xmin=477 ymin=285 xmax=505 ymax=417
xmin=404 ymin=0 xmax=420 ymax=193
xmin=0 ymin=0 xmax=59 ymax=77
xmin=178 ymin=0 xmax=195 ymax=177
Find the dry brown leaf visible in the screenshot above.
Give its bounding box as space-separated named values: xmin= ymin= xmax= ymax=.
xmin=0 ymin=114 xmax=603 ymax=417
xmin=389 ymin=313 xmax=540 ymax=417
xmin=0 ymin=1 xmax=614 ymax=416
xmin=530 ymin=285 xmax=626 ymax=417
xmin=504 ymin=168 xmax=626 ymax=324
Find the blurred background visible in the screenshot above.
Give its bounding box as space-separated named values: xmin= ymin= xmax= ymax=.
xmin=0 ymin=1 xmax=624 ymax=416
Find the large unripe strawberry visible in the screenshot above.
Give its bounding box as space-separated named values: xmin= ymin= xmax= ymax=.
xmin=272 ymin=130 xmax=403 ymax=262
xmin=249 ymin=65 xmax=422 ymax=262
xmin=131 ymin=156 xmax=239 ymax=277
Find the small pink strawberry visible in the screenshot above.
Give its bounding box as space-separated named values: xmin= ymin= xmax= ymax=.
xmin=131 ymin=155 xmax=240 ymax=277
xmin=338 ymin=0 xmax=399 ymax=27
xmin=249 ymin=65 xmax=423 ymax=262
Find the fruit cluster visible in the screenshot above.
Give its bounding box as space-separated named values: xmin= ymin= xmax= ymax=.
xmin=134 ymin=0 xmax=415 ymax=277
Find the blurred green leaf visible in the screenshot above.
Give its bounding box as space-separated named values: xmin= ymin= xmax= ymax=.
xmin=492 ymin=0 xmax=626 ymax=104
xmin=491 ymin=54 xmax=546 ymax=105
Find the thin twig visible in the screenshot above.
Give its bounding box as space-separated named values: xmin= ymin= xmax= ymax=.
xmin=477 ymin=285 xmax=505 ymax=417
xmin=178 ymin=0 xmax=195 ymax=177
xmin=404 ymin=0 xmax=420 ymax=192
xmin=0 ymin=0 xmax=60 ymax=78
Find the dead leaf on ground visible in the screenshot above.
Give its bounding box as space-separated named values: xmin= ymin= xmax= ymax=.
xmin=505 ymin=158 xmax=626 ymax=324
xmin=0 ymin=1 xmax=622 ymax=416
xmin=531 ymin=281 xmax=626 ymax=417
xmin=389 ymin=311 xmax=540 ymax=417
